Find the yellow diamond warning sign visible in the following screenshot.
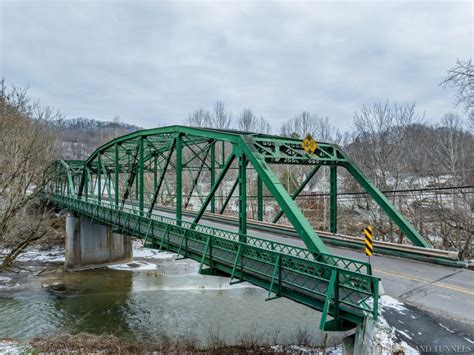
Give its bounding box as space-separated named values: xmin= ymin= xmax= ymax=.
xmin=301 ymin=133 xmax=318 ymax=154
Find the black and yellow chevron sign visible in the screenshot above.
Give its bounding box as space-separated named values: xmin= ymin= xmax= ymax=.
xmin=364 ymin=226 xmax=373 ymax=256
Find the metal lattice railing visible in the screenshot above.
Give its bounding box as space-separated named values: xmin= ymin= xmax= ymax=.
xmin=49 ymin=193 xmax=379 ymax=329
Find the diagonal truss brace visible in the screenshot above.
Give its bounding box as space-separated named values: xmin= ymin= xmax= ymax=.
xmin=272 ymin=164 xmax=322 ymax=223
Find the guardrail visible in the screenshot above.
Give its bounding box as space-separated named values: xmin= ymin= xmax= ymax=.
xmin=49 ymin=193 xmax=380 ymax=330
xmin=150 ymin=204 xmax=466 ymax=268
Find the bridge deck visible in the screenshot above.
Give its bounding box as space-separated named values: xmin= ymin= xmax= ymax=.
xmin=50 ymin=193 xmax=379 ymax=330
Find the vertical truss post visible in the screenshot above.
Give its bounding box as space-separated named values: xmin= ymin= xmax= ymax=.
xmin=135 ymin=164 xmax=139 ymax=203
xmin=97 ymin=155 xmax=102 ymax=205
xmin=114 ymin=143 xmax=119 ymax=209
xmin=148 ymin=139 xmax=176 ymax=216
xmin=98 ymin=156 xmax=112 ymax=204
xmin=176 ymin=134 xmax=183 ymax=226
xmin=210 ymin=141 xmax=216 ymax=213
xmin=219 ymin=176 xmax=238 ymax=214
xmin=185 ymin=145 xmax=211 ymax=208
xmin=107 ymin=173 xmax=111 ymax=202
xmin=192 ymin=154 xmax=236 ymax=226
xmin=66 ymin=176 xmax=71 ymax=195
xmin=257 ymin=175 xmax=263 ymax=221
xmin=319 ymin=269 xmax=337 ymax=330
xmin=272 ymin=164 xmax=322 ymax=224
xmin=238 ymin=152 xmax=247 ymax=241
xmin=373 ymin=279 xmax=379 ymax=320
xmin=121 ymin=145 xmax=140 ymax=207
xmin=153 ymin=154 xmax=158 ymax=192
xmin=266 ymin=254 xmax=281 ymax=300
xmin=330 ymin=165 xmax=337 ymax=233
xmin=138 ymin=137 xmax=144 ymax=216
xmin=84 ymin=167 xmax=89 ymax=201
xmin=219 ymin=160 xmax=248 ymax=214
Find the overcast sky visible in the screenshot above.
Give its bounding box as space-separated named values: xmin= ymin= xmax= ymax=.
xmin=1 ymin=0 xmax=472 ymax=131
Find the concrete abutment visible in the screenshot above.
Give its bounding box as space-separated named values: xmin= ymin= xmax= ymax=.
xmin=65 ymin=211 xmax=132 ymax=270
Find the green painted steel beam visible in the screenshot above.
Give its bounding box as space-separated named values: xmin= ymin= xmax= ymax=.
xmin=219 ymin=161 xmax=248 ymax=215
xmin=330 ymin=165 xmax=337 ymax=234
xmin=139 ymin=137 xmax=144 ymax=215
xmin=272 ymin=164 xmax=322 ymax=224
xmin=192 ymin=153 xmax=236 ymax=226
xmin=148 ymin=138 xmax=176 ymax=216
xmin=238 ymin=152 xmax=247 ymax=240
xmin=343 ymin=161 xmax=431 ymax=248
xmin=257 ymin=176 xmax=263 ymax=221
xmin=47 ymin=193 xmax=379 ymax=330
xmin=241 ymin=136 xmax=328 ymax=254
xmin=185 ymin=144 xmax=211 ymax=209
xmin=114 ymin=143 xmax=119 ymax=208
xmin=176 ymin=134 xmax=183 ymax=226
xmin=210 ymin=142 xmax=216 ymax=213
xmin=49 ymin=125 xmax=430 ymax=252
xmin=97 ymin=154 xmax=102 ymax=205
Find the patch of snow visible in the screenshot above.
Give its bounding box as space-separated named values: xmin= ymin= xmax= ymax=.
xmin=107 ymin=261 xmax=158 ymax=271
xmin=132 ymin=239 xmax=175 ymax=260
xmin=379 ymin=295 xmax=409 ymax=313
xmin=438 ymin=323 xmax=455 ymax=333
xmin=0 ymin=340 xmax=30 ymax=353
xmin=373 ymin=310 xmax=419 ymax=354
xmin=396 ymin=329 xmax=413 ymax=340
xmin=15 ymin=247 xmax=65 ymax=263
xmin=0 ymin=276 xmax=12 ymax=283
xmin=399 ymin=340 xmax=419 ymax=355
xmin=464 ymin=337 xmax=474 ymax=345
xmin=150 ymin=283 xmax=260 ymax=291
xmin=133 ymin=248 xmax=175 ymax=260
xmin=0 ymin=276 xmax=20 ymax=290
xmin=270 ymin=344 xmax=341 ymax=354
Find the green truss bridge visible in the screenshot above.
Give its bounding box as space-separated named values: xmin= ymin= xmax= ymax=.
xmin=46 ymin=125 xmax=434 ymax=331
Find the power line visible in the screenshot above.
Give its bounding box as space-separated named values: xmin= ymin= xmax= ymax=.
xmin=241 ymin=185 xmax=474 ymax=199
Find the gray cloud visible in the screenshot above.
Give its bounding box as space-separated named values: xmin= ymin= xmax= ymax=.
xmin=1 ymin=0 xmax=472 ymax=130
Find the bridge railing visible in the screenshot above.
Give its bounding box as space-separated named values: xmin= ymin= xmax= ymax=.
xmin=49 ymin=193 xmax=379 ymax=329
xmin=93 ymin=198 xmax=373 ymax=275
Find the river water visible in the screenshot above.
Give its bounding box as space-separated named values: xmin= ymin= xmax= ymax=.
xmin=0 ymin=248 xmax=350 ymax=347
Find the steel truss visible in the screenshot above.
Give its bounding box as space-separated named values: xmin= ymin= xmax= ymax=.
xmin=46 ymin=125 xmax=433 ymax=330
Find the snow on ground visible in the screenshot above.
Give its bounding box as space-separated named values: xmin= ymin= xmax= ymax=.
xmin=373 ymin=295 xmax=419 ymax=354
xmin=15 ymin=246 xmax=65 ymax=263
xmin=0 ymin=340 xmax=30 ymax=354
xmin=270 ymin=344 xmax=342 ymax=354
xmin=0 ymin=276 xmax=19 ymax=290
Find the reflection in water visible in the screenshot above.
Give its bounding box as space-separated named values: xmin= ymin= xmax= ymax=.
xmin=0 ymin=257 xmax=349 ymax=346
xmin=48 ymin=270 xmax=133 ymax=336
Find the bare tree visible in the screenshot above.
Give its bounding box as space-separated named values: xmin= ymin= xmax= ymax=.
xmin=237 ymin=109 xmax=271 ymax=133
xmin=441 ymin=58 xmax=474 ymax=117
xmin=280 ymin=112 xmax=339 ymax=142
xmin=209 ymin=101 xmax=232 ymax=129
xmin=187 ymin=108 xmax=211 ymax=128
xmin=350 ymin=101 xmax=421 ymax=187
xmin=0 ymin=82 xmax=59 ymax=271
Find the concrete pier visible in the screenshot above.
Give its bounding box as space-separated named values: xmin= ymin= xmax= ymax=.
xmin=65 ymin=212 xmax=132 ymax=270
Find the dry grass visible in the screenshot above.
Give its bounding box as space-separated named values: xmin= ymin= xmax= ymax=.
xmin=29 ymin=332 xmax=326 ymax=354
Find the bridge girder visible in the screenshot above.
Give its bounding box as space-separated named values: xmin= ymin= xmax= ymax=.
xmin=48 ymin=125 xmax=431 ymax=252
